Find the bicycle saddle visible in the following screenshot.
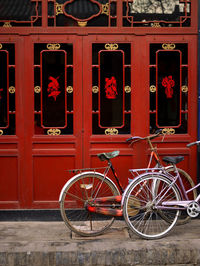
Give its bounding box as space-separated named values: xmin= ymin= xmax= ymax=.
xmin=162 ymin=156 xmax=184 ymax=165
xmin=97 ymin=151 xmax=120 ymax=161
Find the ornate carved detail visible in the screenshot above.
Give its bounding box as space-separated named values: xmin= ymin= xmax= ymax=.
xmin=162 ymin=128 xmax=175 ymax=135
xmin=150 ymin=85 xmax=156 ymax=93
xmin=124 ymin=86 xmax=131 ymax=93
xmin=34 ymin=86 xmax=41 ymax=93
xmin=0 ymin=130 xmax=3 ymax=136
xmin=63 ymin=0 xmax=101 ymax=24
xmin=67 ymin=86 xmax=73 ymax=93
xmin=78 ymin=21 xmax=87 ymax=27
xmin=47 ymin=128 xmax=61 ymax=136
xmin=3 ymin=22 xmax=12 ymax=27
xmin=162 ymin=43 xmax=176 ymax=50
xmin=47 ymin=43 xmax=61 ymax=50
xmin=9 ymin=86 xmax=15 ymax=94
xmin=92 ymin=86 xmax=99 ymax=93
xmin=105 ymin=128 xmax=118 ymax=135
xmin=105 ymin=43 xmax=118 ymax=50
xmin=102 ymin=3 xmax=109 ymax=16
xmin=181 ymin=85 xmax=188 ymax=93
xmin=151 ymin=22 xmax=161 ymax=27
xmin=56 ymin=3 xmax=64 ymax=16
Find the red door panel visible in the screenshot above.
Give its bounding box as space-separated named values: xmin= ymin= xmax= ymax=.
xmin=82 ymin=36 xmax=148 ymax=188
xmin=147 ymin=35 xmax=198 ymax=183
xmin=23 ymin=36 xmax=83 ymax=208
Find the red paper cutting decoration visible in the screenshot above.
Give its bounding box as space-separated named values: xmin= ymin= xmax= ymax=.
xmin=162 ymin=76 xmax=175 ymax=98
xmin=105 ymin=76 xmax=118 ymax=99
xmin=47 ymin=76 xmax=61 ymax=101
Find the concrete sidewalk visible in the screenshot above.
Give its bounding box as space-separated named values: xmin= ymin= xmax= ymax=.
xmin=0 ymin=219 xmax=199 ymax=266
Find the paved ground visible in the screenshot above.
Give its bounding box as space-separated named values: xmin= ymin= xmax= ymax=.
xmin=0 ymin=219 xmax=199 ymax=266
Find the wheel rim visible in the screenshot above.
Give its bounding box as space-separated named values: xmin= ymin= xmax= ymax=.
xmin=60 ymin=173 xmax=120 ymax=236
xmin=124 ymin=175 xmax=180 ymax=239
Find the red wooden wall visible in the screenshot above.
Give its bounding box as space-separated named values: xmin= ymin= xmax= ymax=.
xmin=0 ymin=0 xmax=198 ymax=209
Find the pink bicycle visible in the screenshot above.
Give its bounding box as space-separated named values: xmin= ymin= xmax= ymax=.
xmin=123 ymin=140 xmax=200 ymax=239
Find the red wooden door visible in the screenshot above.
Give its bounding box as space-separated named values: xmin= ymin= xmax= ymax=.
xmin=82 ymin=36 xmax=146 ymax=190
xmin=21 ymin=36 xmax=84 ymax=209
xmin=0 ymin=34 xmax=197 ymax=209
xmin=0 ymin=37 xmax=20 ymax=209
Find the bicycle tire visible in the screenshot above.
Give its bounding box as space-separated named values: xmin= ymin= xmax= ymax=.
xmin=60 ymin=172 xmax=120 ymax=236
xmin=123 ymin=173 xmax=181 ymax=240
xmin=165 ymin=166 xmax=197 ymax=225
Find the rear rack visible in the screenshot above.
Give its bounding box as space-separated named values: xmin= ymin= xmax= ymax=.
xmin=67 ymin=166 xmax=108 ymax=174
xmin=129 ymin=167 xmax=163 ymax=179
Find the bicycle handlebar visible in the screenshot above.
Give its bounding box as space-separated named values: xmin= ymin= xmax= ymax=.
xmin=126 ymin=129 xmax=163 ymax=144
xmin=126 ymin=136 xmax=143 ymax=143
xmin=187 ymin=141 xmax=200 ymax=147
xmin=127 ymin=133 xmax=200 ymax=150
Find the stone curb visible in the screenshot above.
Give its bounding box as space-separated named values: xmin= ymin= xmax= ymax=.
xmin=0 ymin=239 xmax=200 ymax=266
xmin=0 ymin=221 xmax=199 ymax=266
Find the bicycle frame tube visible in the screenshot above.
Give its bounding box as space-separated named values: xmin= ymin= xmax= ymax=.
xmin=109 ymin=161 xmax=124 ymax=194
xmin=147 ymin=149 xmax=161 ymax=169
xmin=173 ymin=167 xmax=189 ymax=200
xmin=161 ymin=171 xmax=200 ymax=208
xmin=186 ymin=182 xmax=200 ymax=194
xmin=196 ymin=192 xmax=200 ymax=202
xmin=92 ymin=165 xmax=112 ymax=200
xmin=161 ymin=165 xmax=191 ymax=201
xmin=147 ymin=151 xmax=154 ymax=168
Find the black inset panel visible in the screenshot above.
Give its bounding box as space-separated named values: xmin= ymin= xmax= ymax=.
xmin=41 ymin=51 xmax=66 ymax=128
xmin=99 ymin=51 xmax=124 ymax=128
xmin=64 ymin=0 xmax=101 ymax=20
xmin=157 ymin=51 xmax=181 ymax=127
xmin=0 ymin=51 xmax=8 ymax=128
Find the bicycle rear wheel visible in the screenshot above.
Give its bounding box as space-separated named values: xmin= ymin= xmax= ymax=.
xmin=123 ymin=174 xmax=181 ymax=240
xmin=60 ymin=172 xmax=120 ymax=236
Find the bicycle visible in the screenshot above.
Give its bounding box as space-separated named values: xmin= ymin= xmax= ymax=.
xmin=122 ymin=140 xmax=200 ymax=240
xmin=59 ymin=132 xmax=196 ymax=236
xmin=128 ymin=133 xmax=197 ymax=225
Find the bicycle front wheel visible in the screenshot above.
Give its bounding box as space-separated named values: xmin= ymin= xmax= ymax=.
xmin=123 ymin=174 xmax=181 ymax=240
xmin=60 ymin=172 xmax=120 ymax=236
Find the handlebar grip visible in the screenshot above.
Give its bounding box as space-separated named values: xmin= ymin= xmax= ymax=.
xmin=126 ymin=136 xmax=144 ymax=143
xmin=187 ymin=141 xmax=200 ymax=147
xmin=126 ymin=137 xmax=133 ymax=142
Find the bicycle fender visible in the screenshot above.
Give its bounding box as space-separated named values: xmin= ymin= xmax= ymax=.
xmin=59 ymin=171 xmax=120 ymax=202
xmin=121 ymin=171 xmax=175 ymax=207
